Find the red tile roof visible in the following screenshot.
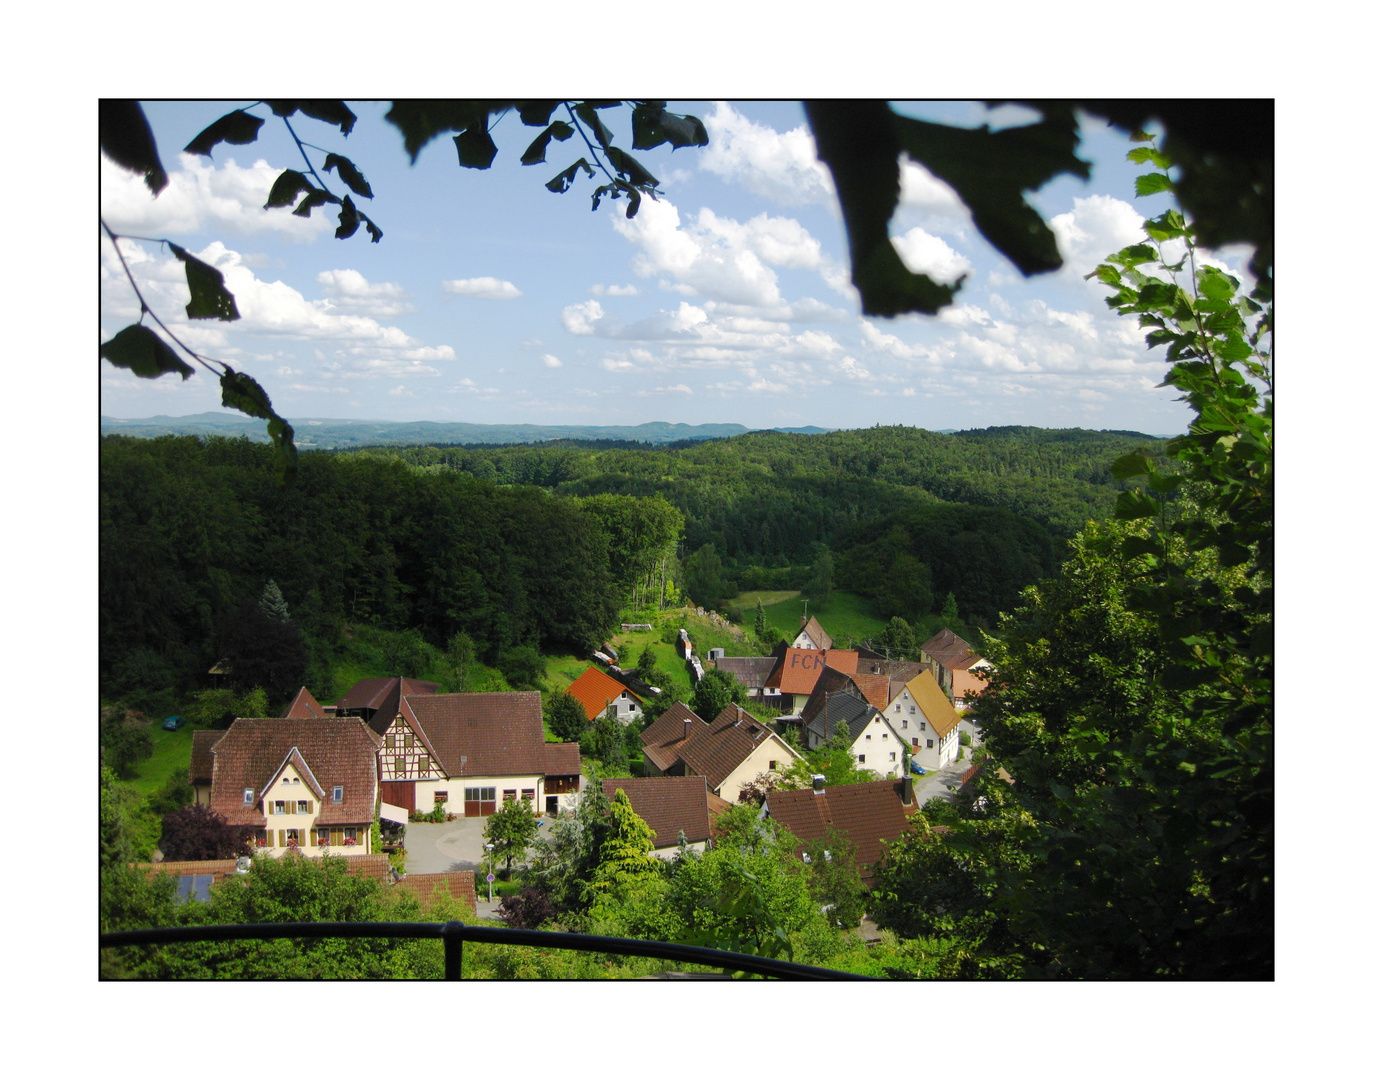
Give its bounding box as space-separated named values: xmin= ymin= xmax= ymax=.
xmin=767 ymin=648 xmax=860 ymax=695
xmin=207 ymin=717 xmax=381 ymax=828
xmin=281 ymin=686 xmax=328 ymax=719
xmin=543 ymin=740 xmax=582 ymax=778
xmin=336 ymin=677 xmax=441 ymax=735
xmin=639 ymin=701 xmax=705 ymax=774
xmin=402 ymin=692 xmax=548 ymax=778
xmin=600 ymin=775 xmax=713 ymax=848
xmin=920 ymin=629 xmax=984 ymax=671
xmin=764 ymin=779 xmax=917 ymax=884
xmin=392 ymin=871 xmax=478 ymax=912
xmin=566 ymin=666 xmax=642 ymax=722
xmin=640 ymin=701 xmax=794 ymax=794
xmin=190 ymin=730 xmax=224 ymax=785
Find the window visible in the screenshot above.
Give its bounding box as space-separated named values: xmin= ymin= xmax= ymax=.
xmin=889 ymin=752 xmax=896 ymax=761
xmin=386 ymin=735 xmax=397 ymax=749
xmin=521 ymin=789 xmax=535 ymax=802
xmin=465 ymin=787 xmax=495 ymax=803
xmin=273 ymin=800 xmax=286 ymax=816
xmin=434 ymin=791 xmax=448 ymax=804
xmin=769 ymin=760 xmax=778 ymax=771
xmin=882 ymin=733 xmax=888 ymax=740
xmin=920 ymin=722 xmax=927 ymax=731
xmin=316 ymin=828 xmax=330 ymax=846
xmin=332 ymin=785 xmax=343 ymax=803
xmin=503 ymin=790 xmax=517 ymax=803
xmin=902 ymin=720 xmax=908 ymax=729
xmin=865 ymin=733 xmax=871 ymax=741
xmin=297 ymin=799 xmax=310 ymax=815
xmin=895 ymin=704 xmax=901 ymax=713
xmin=926 ymin=739 xmax=934 ymax=748
xmin=285 ymin=828 xmax=300 ymax=847
xmin=404 ymin=733 xmax=414 ymax=748
xmin=243 ymin=788 xmax=254 ymax=805
xmin=857 ymin=754 xmax=866 ymax=764
xmin=344 ymin=827 xmax=357 ymax=842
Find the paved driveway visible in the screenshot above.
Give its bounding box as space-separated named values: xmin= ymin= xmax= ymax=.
xmin=403 ymin=816 xmax=549 ymax=876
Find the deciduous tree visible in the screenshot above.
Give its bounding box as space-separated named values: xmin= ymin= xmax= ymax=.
xmin=483 ymin=796 xmax=540 ymax=874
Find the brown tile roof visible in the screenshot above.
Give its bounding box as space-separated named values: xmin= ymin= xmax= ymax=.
xmin=566 ymin=666 xmax=642 ymax=722
xmin=544 ymin=740 xmax=582 ymax=778
xmin=137 ymin=859 xmax=243 ymax=887
xmin=764 ymin=779 xmax=917 ymax=884
xmin=207 ymin=717 xmax=380 ymax=828
xmin=392 ymin=871 xmax=478 ymax=912
xmin=336 ymin=677 xmax=441 ymax=734
xmin=676 ymin=703 xmax=790 ymax=793
xmin=709 ymin=656 xmax=780 ymax=689
xmin=921 ymin=629 xmax=984 ymax=671
xmin=190 ymin=730 xmax=224 ymax=784
xmin=281 ymin=686 xmax=328 ymax=719
xmin=904 ymin=670 xmax=961 ymax=738
xmin=767 ymin=648 xmax=859 ymax=695
xmin=600 ymin=775 xmax=712 ymax=847
xmin=705 ymin=791 xmax=733 ymax=834
xmin=796 ymin=615 xmax=833 ymax=650
xmin=639 ymin=701 xmax=705 ymax=774
xmin=402 ymin=692 xmax=549 ymax=778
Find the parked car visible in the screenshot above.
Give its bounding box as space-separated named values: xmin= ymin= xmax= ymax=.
xmin=162 ymin=715 xmax=186 ymax=731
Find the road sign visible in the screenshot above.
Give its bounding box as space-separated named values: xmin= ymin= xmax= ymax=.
xmin=486 ymin=873 xmax=495 ymax=883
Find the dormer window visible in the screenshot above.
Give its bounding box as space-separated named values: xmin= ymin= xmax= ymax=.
xmin=333 ymin=785 xmax=344 ymax=803
xmin=243 ymin=788 xmax=254 ymax=805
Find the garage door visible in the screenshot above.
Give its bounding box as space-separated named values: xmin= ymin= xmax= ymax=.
xmin=464 ymin=786 xmax=496 ymax=817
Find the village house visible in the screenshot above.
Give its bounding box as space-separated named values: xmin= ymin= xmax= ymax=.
xmin=793 ymin=615 xmax=833 ymax=651
xmin=762 ymin=775 xmax=919 ymax=886
xmin=201 ymin=716 xmax=383 ymax=857
xmin=764 ymin=646 xmax=860 ymax=715
xmin=890 ymin=669 xmax=962 ymax=772
xmin=800 ymin=687 xmax=908 ymax=778
xmin=600 ymin=774 xmax=716 ymax=859
xmin=640 ymin=701 xmax=803 ymax=804
xmin=920 ymin=629 xmax=993 ymax=709
xmin=566 ymin=665 xmax=648 ymax=725
xmin=705 ymin=654 xmax=783 ymax=707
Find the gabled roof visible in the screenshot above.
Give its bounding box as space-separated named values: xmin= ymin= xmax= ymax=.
xmin=567 ymin=666 xmax=643 ymax=722
xmin=544 ymin=740 xmax=582 ymax=778
xmin=401 ymin=692 xmax=548 ymax=778
xmin=920 ymin=629 xmax=984 ymax=672
xmin=262 ymin=746 xmax=327 ymax=803
xmin=764 ymin=779 xmax=917 ymax=884
xmin=600 ymin=775 xmax=713 ymax=848
xmin=795 ymin=615 xmax=833 ymax=650
xmin=190 ymin=730 xmax=224 ymax=785
xmin=709 ymin=655 xmax=780 ymax=689
xmin=767 ymin=648 xmax=859 ymax=695
xmin=208 ymin=717 xmax=380 ymax=828
xmin=281 ymin=686 xmax=328 ymax=719
xmin=639 ymin=701 xmax=706 ymax=774
xmin=335 ymin=676 xmax=441 ymax=733
xmin=676 ymin=703 xmax=795 ymax=793
xmin=802 ymin=690 xmax=883 ymax=747
xmin=855 ymin=657 xmax=930 ymax=683
xmin=904 ymin=670 xmax=961 ymax=738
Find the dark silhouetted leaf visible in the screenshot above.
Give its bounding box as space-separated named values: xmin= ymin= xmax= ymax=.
xmin=185 ymin=109 xmax=265 ymax=156
xmin=520 ymin=121 xmax=574 ymax=165
xmin=546 ymin=158 xmax=594 ymax=194
xmin=385 ymin=100 xmax=510 ymax=162
xmin=605 ymin=146 xmax=658 ymax=187
xmin=361 ymin=212 xmax=383 ymax=243
xmin=264 ymin=169 xmax=314 ymax=210
xmin=454 ymin=124 xmax=498 ymax=169
xmin=169 ymin=244 xmax=240 ymax=321
xmin=220 ymin=367 xmax=297 ymax=486
xmin=322 ymin=153 xmax=373 ymax=197
xmin=265 ymin=100 xmax=357 ymax=135
xmin=574 ymin=102 xmax=615 ymax=150
xmin=335 ymin=196 xmax=360 ymax=239
xmin=100 ymin=324 xmax=193 ymax=380
xmin=625 ymin=187 xmax=643 ymax=219
xmin=100 ymin=101 xmax=168 ymax=195
xmin=631 ymin=103 xmax=709 ymax=151
xmin=516 ymin=101 xmax=561 ymax=127
xmin=292 ymin=190 xmax=339 ymax=218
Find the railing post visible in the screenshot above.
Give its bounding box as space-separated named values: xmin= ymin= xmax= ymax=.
xmin=442 ymin=921 xmax=465 ymax=980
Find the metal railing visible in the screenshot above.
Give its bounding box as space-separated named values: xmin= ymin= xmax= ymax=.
xmin=99 ymin=921 xmax=874 ymax=979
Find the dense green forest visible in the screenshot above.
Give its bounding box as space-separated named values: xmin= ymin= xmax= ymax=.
xmin=100 ymin=424 xmax=1149 ymax=711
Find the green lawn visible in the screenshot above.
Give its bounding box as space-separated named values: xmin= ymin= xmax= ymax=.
xmin=752 ymin=589 xmax=887 ymax=648
xmin=128 ymin=722 xmax=196 ymax=797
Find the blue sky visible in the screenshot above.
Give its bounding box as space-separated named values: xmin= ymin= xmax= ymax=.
xmin=100 ymin=100 xmax=1258 ymax=434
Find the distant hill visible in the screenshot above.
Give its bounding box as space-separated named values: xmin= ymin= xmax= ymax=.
xmin=99 ymin=414 xmax=830 ymax=448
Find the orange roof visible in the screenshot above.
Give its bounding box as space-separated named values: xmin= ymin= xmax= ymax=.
xmin=567 ymin=666 xmax=641 ymax=722
xmin=767 ymin=648 xmax=859 ymax=695
xmin=281 ymin=686 xmax=328 ymax=719
xmin=904 ymin=670 xmax=961 ymax=738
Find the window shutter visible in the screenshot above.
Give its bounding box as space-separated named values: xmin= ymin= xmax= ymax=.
xmin=308 ymin=801 xmax=315 ymax=815
xmin=278 ymin=830 xmax=286 ymax=847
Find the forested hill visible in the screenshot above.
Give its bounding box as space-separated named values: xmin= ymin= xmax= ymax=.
xmin=367 ymin=425 xmax=1161 ymax=543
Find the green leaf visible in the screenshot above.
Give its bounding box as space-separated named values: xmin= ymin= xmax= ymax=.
xmin=292 ymin=190 xmax=339 ymax=218
xmin=1213 ymin=336 xmax=1254 ymax=362
xmin=335 ymin=196 xmax=360 ymax=239
xmin=1126 ymin=146 xmax=1170 ymax=169
xmin=1086 ymin=263 xmax=1121 ymax=286
xmin=853 ymin=241 xmax=964 ymax=317
xmin=1144 ymin=209 xmax=1188 ymax=241
xmin=264 ymin=169 xmax=314 ymax=210
xmin=219 ymin=367 xmax=297 ymax=487
xmin=168 ymin=244 xmax=240 ymax=321
xmin=605 ymin=146 xmax=658 ymax=187
xmin=454 ymin=124 xmax=498 ymax=170
xmin=100 ymin=324 xmax=193 ymax=380
xmin=1128 ymin=129 xmax=1155 ymax=143
xmin=265 ymin=100 xmax=357 ymax=136
xmin=384 ymin=100 xmax=510 ymax=162
xmin=322 ymin=154 xmax=373 ymax=198
xmin=1109 ymin=451 xmax=1154 ymax=480
xmin=1119 ymin=535 xmax=1163 ymax=561
xmin=1146 ymin=472 xmax=1183 ymax=493
xmin=184 ymin=109 xmax=264 ymax=156
xmin=100 ymin=100 xmax=168 ymax=196
xmin=520 ymin=121 xmax=574 ymax=166
xmin=1196 ymin=267 xmax=1237 ymax=302
xmin=1114 ymin=489 xmax=1161 ymax=521
xmin=545 ymin=159 xmax=594 ymax=194
xmin=1135 ymin=172 xmax=1173 ymax=196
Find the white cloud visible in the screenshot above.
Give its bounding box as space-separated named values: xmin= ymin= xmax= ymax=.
xmin=316 ymin=269 xmax=414 ymax=317
xmin=541 ymin=354 xmax=563 ymax=368
xmin=590 ymin=283 xmax=639 ymax=297
xmin=1049 ymin=195 xmax=1147 ymax=280
xmin=891 ymin=226 xmax=973 ymax=285
xmin=442 ymin=276 xmax=523 ymax=300
xmin=697 ymin=102 xmax=833 ymax=206
xmin=101 ymin=152 xmax=330 ymax=241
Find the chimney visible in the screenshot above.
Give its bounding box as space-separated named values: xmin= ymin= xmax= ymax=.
xmin=899 ymin=774 xmax=913 ymax=806
xmin=683 ymin=716 xmax=692 ymax=741
xmin=812 ymin=774 xmax=826 ymax=795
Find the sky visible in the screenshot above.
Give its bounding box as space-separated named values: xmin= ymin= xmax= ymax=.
xmin=99 ymin=100 xmax=1260 ymax=436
